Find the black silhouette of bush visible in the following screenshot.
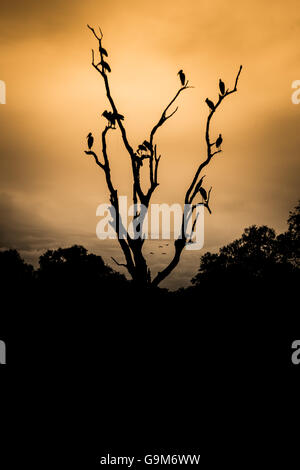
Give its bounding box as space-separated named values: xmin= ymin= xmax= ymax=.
xmin=0 ymin=249 xmax=33 ymax=289
xmin=38 ymin=245 xmax=126 ymax=289
xmin=191 ymin=202 xmax=300 ymax=293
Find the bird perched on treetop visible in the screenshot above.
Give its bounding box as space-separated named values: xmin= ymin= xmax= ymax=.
xmin=205 ymin=98 xmax=215 ymax=111
xmin=143 ymin=140 xmax=152 ymax=151
xmin=178 ymin=69 xmax=186 ymax=86
xmin=101 ymin=60 xmax=111 ymax=73
xmin=199 ymin=187 xmax=208 ymax=201
xmin=219 ymin=79 xmax=225 ymax=96
xmin=102 ymin=110 xmax=115 ymax=127
xmin=195 ymin=175 xmax=206 ymax=194
xmin=114 ymin=112 xmax=124 ymax=121
xmin=216 ymin=134 xmax=223 ymax=148
xmin=138 ymin=144 xmax=147 ymax=153
xmin=100 ymin=46 xmax=108 ymax=57
xmin=102 ymin=110 xmax=125 ymax=128
xmin=87 ymin=132 xmax=94 ymax=149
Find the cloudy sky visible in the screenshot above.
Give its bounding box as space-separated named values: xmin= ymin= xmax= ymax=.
xmin=0 ymin=0 xmax=299 ymax=288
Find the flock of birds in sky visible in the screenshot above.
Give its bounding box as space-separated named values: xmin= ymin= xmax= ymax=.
xmin=148 ymin=243 xmax=169 ymax=256
xmin=86 ymin=68 xmax=227 ymax=248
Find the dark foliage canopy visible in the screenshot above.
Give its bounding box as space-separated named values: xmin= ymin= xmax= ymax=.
xmin=191 ymin=202 xmax=300 ymax=288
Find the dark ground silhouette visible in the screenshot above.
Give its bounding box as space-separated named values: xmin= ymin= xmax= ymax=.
xmin=1 ymin=203 xmax=299 ymax=466
xmin=1 ymin=202 xmax=298 ymax=312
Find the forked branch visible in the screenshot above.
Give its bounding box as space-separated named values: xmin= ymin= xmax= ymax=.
xmin=151 ymin=66 xmax=242 ymax=287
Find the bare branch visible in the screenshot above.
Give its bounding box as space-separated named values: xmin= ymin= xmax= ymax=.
xmin=186 ymin=66 xmax=242 ymax=205
xmin=88 ymin=26 xmax=146 ymax=206
xmin=165 ymin=106 xmax=178 ymax=120
xmin=204 ymin=187 xmax=212 ymax=214
xmin=211 ymin=150 xmax=222 ymax=158
xmin=84 ymin=150 xmax=105 ymax=170
xmin=189 ymin=175 xmax=206 ymax=205
xmin=144 ymin=84 xmax=191 ymax=202
xmin=149 ymin=84 xmax=192 ymax=145
xmin=111 ymin=257 xmax=127 ymax=268
xmin=154 ymin=146 xmax=161 ymax=185
xmin=189 ymin=209 xmax=200 ymax=241
xmin=87 ymin=24 xmax=101 ymax=40
xmin=152 ymin=238 xmax=186 ymax=287
xmin=152 ymin=67 xmax=242 ymax=287
xmin=233 ymin=65 xmax=243 ymax=92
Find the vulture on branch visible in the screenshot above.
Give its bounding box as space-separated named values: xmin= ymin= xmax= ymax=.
xmin=102 ymin=111 xmax=124 ymax=128
xmin=100 ymin=46 xmax=108 ymax=57
xmin=138 ymin=144 xmax=147 ymax=153
xmin=216 ymin=134 xmax=223 ymax=148
xmin=113 ymin=112 xmax=124 ymax=121
xmin=205 ymin=98 xmax=215 ymax=111
xmin=199 ymin=187 xmax=208 ymax=201
xmin=102 ymin=110 xmax=115 ymax=127
xmin=178 ymin=69 xmax=186 ymax=86
xmin=143 ymin=140 xmax=152 ymax=151
xmin=87 ymin=132 xmax=94 ymax=149
xmin=101 ymin=60 xmax=111 ymax=73
xmin=219 ymin=79 xmax=225 ymax=96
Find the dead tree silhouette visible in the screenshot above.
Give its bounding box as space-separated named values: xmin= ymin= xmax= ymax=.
xmin=85 ymin=25 xmax=242 ymax=287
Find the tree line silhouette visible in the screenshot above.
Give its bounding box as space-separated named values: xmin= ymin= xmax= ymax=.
xmin=1 ymin=202 xmax=299 ymax=303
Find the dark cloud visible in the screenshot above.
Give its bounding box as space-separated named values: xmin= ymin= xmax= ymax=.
xmin=0 ymin=1 xmax=79 ymax=42
xmin=0 ymin=192 xmax=204 ymax=289
xmin=0 ymin=192 xmax=57 ymax=251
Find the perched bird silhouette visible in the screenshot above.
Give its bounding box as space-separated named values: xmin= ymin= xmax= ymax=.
xmin=199 ymin=187 xmax=208 ymax=201
xmin=219 ymin=79 xmax=225 ymax=96
xmin=100 ymin=46 xmax=108 ymax=57
xmin=102 ymin=111 xmax=124 ymax=128
xmin=178 ymin=69 xmax=186 ymax=86
xmin=138 ymin=144 xmax=147 ymax=153
xmin=143 ymin=140 xmax=152 ymax=151
xmin=216 ymin=134 xmax=223 ymax=148
xmin=205 ymin=98 xmax=215 ymax=111
xmin=101 ymin=60 xmax=111 ymax=73
xmin=102 ymin=110 xmax=115 ymax=127
xmin=114 ymin=112 xmax=124 ymax=121
xmin=87 ymin=132 xmax=94 ymax=149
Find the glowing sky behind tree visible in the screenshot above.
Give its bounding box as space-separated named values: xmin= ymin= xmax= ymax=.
xmin=0 ymin=0 xmax=299 ymax=288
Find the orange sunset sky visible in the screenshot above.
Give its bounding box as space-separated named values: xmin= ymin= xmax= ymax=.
xmin=0 ymin=0 xmax=299 ymax=288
